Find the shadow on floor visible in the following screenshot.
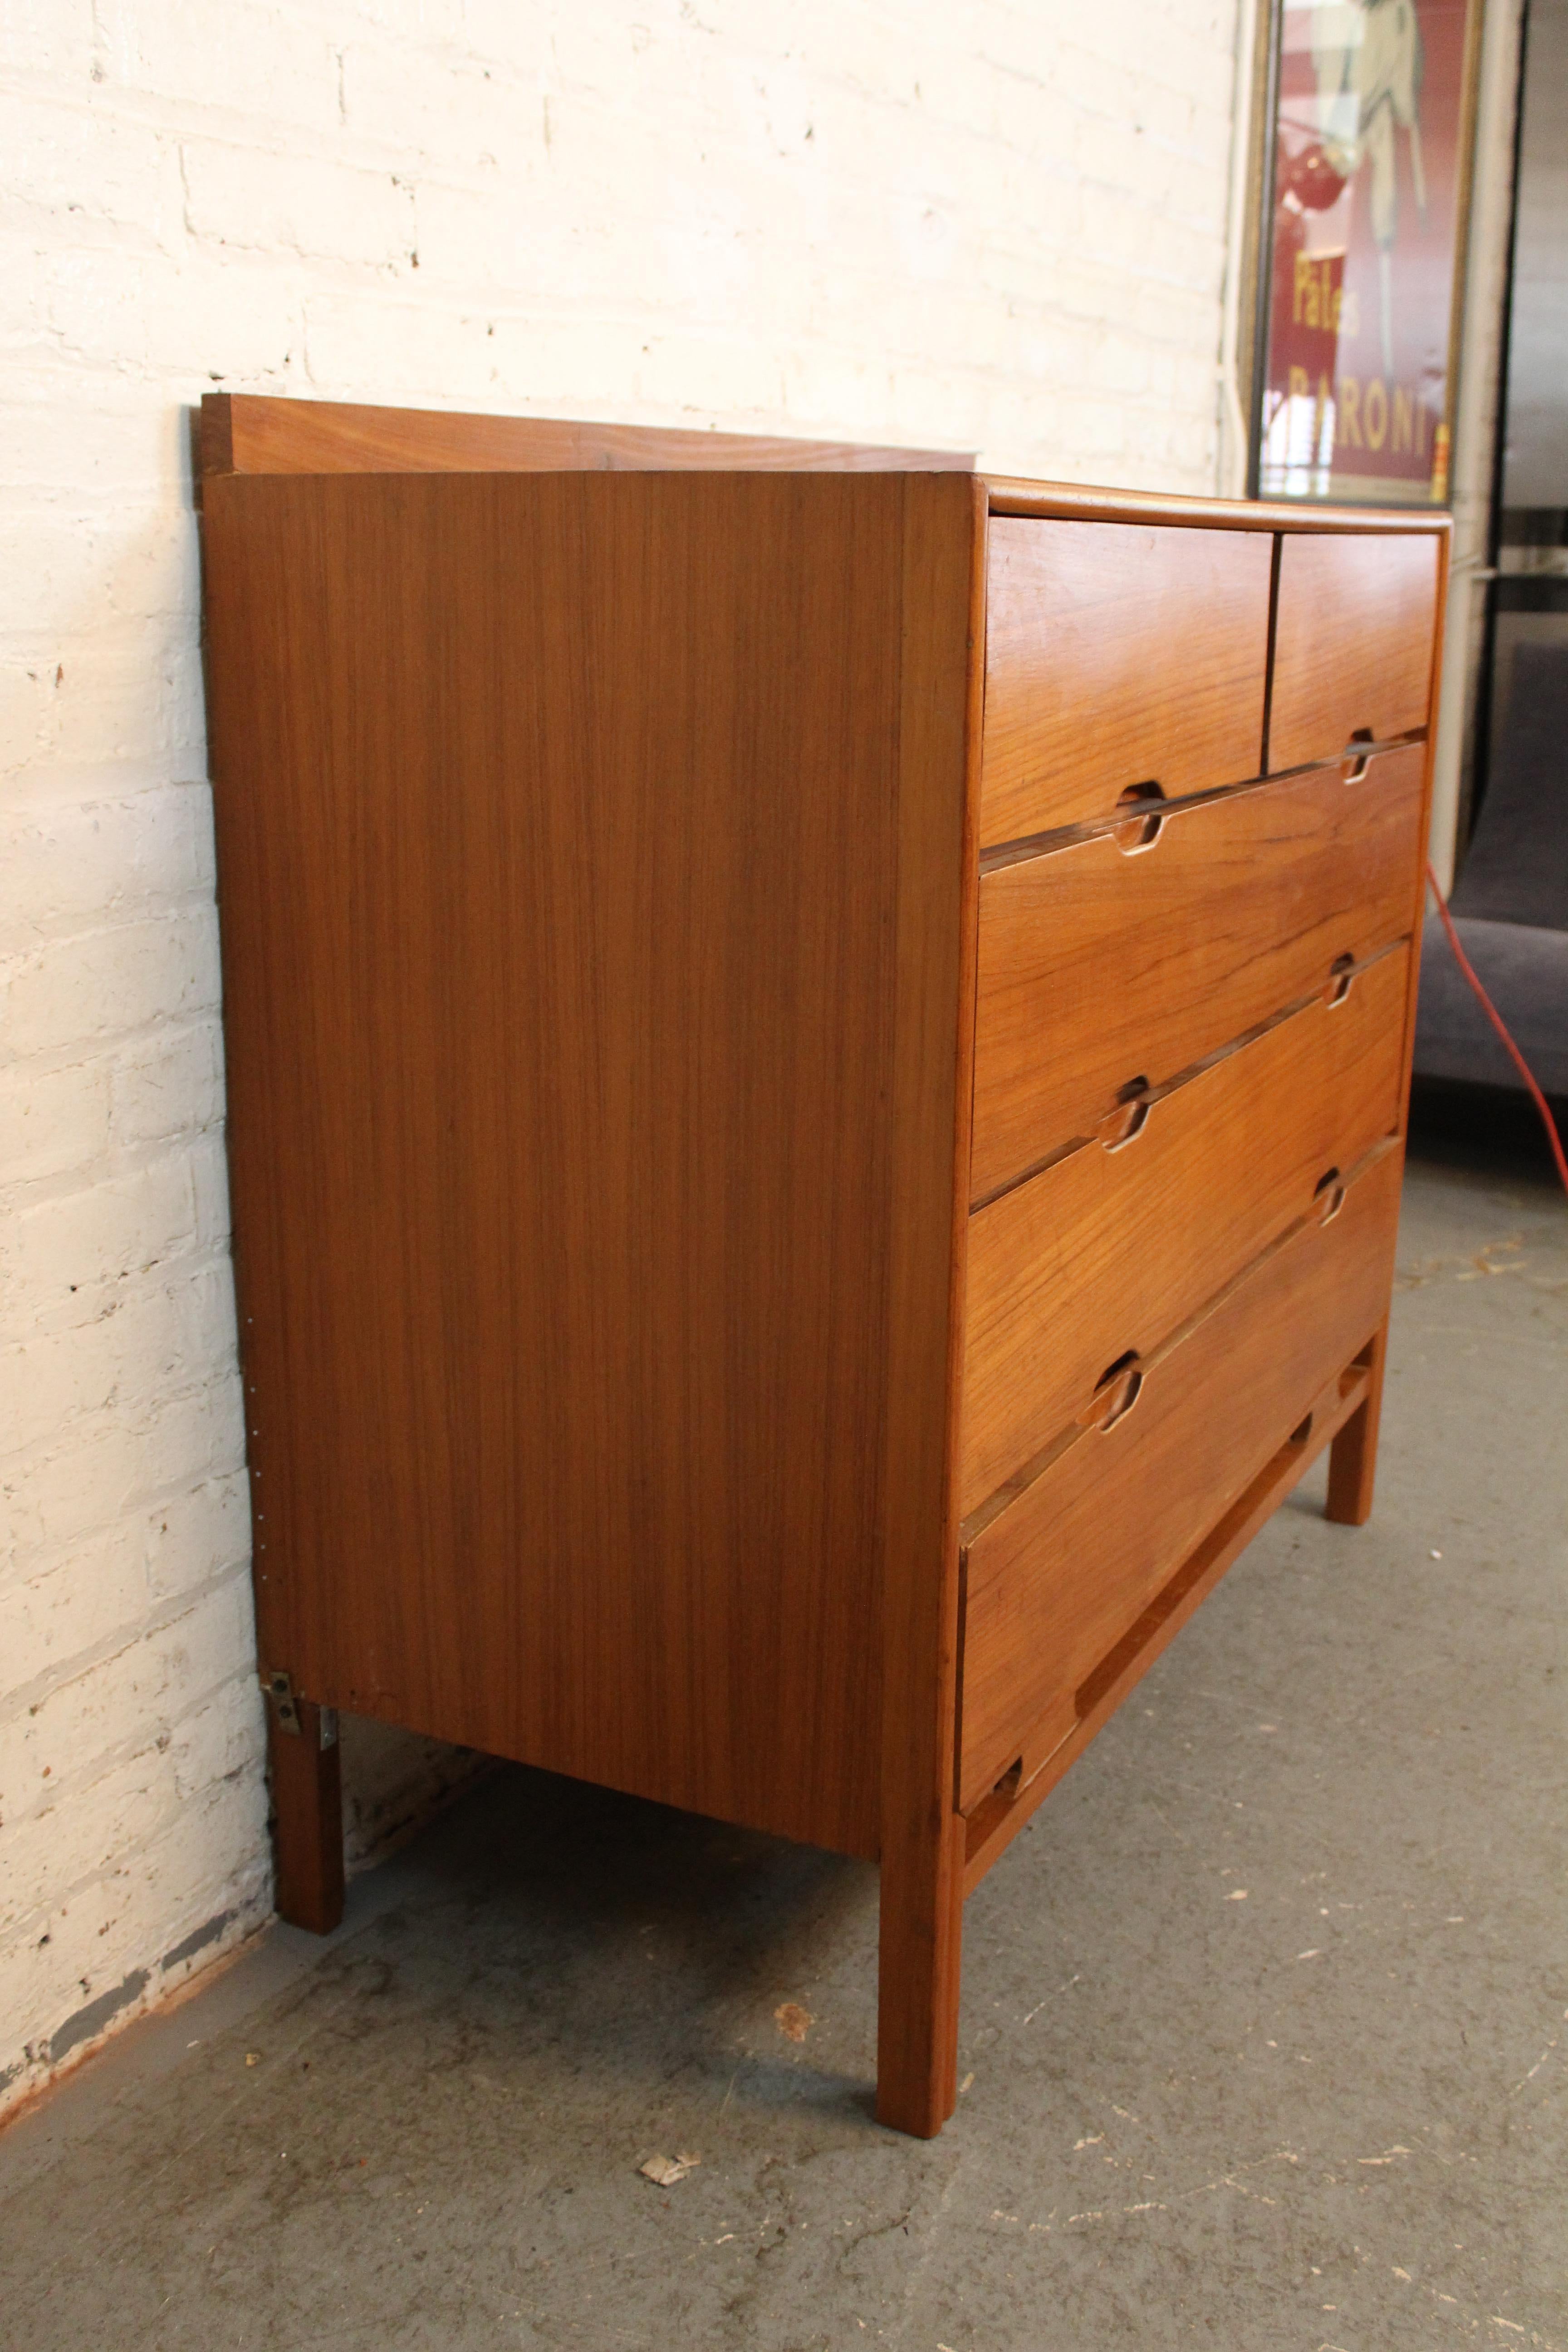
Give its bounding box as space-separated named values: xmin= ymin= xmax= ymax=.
xmin=1409 ymin=1072 xmax=1567 ymax=1186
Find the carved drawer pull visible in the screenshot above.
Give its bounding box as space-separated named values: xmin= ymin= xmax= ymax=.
xmin=1323 ymin=953 xmax=1356 ymax=1008
xmin=1314 ymin=1166 xmax=1347 ymax=1225
xmin=1097 ymin=1077 xmax=1152 ymax=1152
xmin=1082 ymin=1350 xmax=1143 ymax=1434
xmin=1341 ymin=730 xmax=1374 ymax=785
xmin=1112 ymin=781 xmax=1166 ymax=855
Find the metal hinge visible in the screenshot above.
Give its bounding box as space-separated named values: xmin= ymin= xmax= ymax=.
xmin=262 ymin=1669 xmax=338 ymax=1748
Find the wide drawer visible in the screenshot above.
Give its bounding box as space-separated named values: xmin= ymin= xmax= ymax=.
xmin=971 ymin=741 xmax=1425 ymax=1204
xmin=959 ymin=943 xmax=1409 ymax=1517
xmin=1269 ymin=532 xmax=1440 ymax=771
xmin=981 ymin=519 xmax=1272 ymax=847
xmin=957 ymin=1142 xmax=1403 ymax=1813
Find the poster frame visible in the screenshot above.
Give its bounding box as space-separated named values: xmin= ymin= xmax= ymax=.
xmin=1246 ymin=0 xmax=1488 ymax=507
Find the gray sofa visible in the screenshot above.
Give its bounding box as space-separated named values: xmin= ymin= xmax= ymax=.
xmin=1414 ymin=640 xmax=1568 ymax=1102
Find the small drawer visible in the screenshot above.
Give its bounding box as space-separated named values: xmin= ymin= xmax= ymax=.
xmin=1269 ymin=532 xmax=1440 ymax=771
xmin=956 ymin=1144 xmax=1402 ymax=1814
xmin=959 ymin=944 xmax=1409 ymax=1517
xmin=970 ymin=742 xmax=1425 ymax=1205
xmin=981 ymin=519 xmax=1272 ymax=847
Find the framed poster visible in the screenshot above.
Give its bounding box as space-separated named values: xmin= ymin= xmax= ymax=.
xmin=1251 ymin=0 xmax=1485 ymax=505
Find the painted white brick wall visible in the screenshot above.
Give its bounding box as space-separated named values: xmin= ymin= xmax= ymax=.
xmin=0 ymin=0 xmax=1242 ymax=2117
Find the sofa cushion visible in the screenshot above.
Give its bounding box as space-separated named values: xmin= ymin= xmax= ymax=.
xmin=1414 ymin=914 xmax=1568 ymax=1098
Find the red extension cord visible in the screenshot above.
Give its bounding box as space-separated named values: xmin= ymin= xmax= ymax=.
xmin=1424 ymin=860 xmax=1568 ymax=1197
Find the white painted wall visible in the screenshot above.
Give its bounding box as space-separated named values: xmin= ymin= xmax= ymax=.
xmin=0 ymin=0 xmax=1243 ymax=2117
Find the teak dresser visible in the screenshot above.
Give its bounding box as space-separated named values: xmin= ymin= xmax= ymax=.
xmin=198 ymin=394 xmax=1447 ymax=2137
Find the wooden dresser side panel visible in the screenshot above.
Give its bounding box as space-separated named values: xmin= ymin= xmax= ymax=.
xmin=201 ymin=470 xmax=934 ymax=1858
xmin=875 ymin=475 xmax=987 ymax=2130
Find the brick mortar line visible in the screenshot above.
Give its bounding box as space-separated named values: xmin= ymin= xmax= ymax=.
xmin=0 ymin=1464 xmax=247 ymax=1602
xmin=0 ymin=1555 xmax=259 ymax=1749
xmin=0 ymin=1391 xmax=244 ymax=1500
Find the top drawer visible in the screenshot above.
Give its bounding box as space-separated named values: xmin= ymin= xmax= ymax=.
xmin=1269 ymin=533 xmax=1440 ymax=771
xmin=981 ymin=520 xmax=1272 ymax=847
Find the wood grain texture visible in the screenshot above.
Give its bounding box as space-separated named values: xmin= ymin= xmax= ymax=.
xmin=267 ymin=1700 xmax=344 ymax=1936
xmin=203 ymin=469 xmax=941 ymax=1861
xmin=874 ymin=475 xmax=985 ymax=2140
xmin=970 ymin=744 xmax=1427 ymax=1204
xmin=957 ymin=1144 xmax=1402 ymax=1812
xmin=1268 ymin=531 xmax=1441 ymax=769
xmin=980 ymin=519 xmax=1272 ymax=846
xmin=959 ymin=944 xmax=1409 ymax=1517
xmin=200 ymin=392 xmax=972 ymax=481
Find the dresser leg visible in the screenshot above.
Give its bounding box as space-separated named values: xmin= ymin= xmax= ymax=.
xmin=875 ymin=1808 xmax=966 ymax=2137
xmin=267 ymin=1692 xmax=345 ymax=1935
xmin=1326 ymin=1321 xmax=1388 ymax=1528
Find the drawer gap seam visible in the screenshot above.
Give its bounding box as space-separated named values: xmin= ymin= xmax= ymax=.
xmin=976 ymin=733 xmax=1427 ymax=876
xmin=959 ymin=1133 xmax=1400 ymax=1549
xmin=967 ymin=936 xmax=1409 ymax=1216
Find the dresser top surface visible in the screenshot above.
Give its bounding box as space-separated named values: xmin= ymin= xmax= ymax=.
xmin=199 ymin=395 xmax=1450 ymax=535
xmin=981 ymin=476 xmax=1450 ymax=535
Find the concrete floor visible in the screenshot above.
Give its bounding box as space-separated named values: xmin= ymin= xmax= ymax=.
xmin=3 ymin=1140 xmax=1565 ymax=2352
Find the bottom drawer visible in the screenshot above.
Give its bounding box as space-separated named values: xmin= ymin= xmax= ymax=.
xmin=957 ymin=1143 xmax=1402 ymax=1813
